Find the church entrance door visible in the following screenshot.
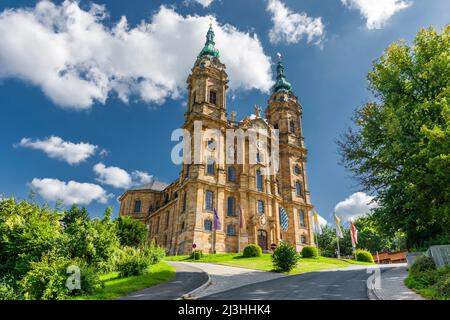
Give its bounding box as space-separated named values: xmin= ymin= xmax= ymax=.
xmin=257 ymin=230 xmax=268 ymax=250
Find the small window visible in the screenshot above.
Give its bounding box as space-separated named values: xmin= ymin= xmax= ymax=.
xmin=209 ymin=90 xmax=217 ymax=105
xmin=227 ymin=197 xmax=236 ymax=217
xmin=274 ymin=123 xmax=279 ymax=130
xmin=296 ymin=181 xmax=302 ymax=197
xmin=299 ymin=209 xmax=305 ymax=228
xmin=204 ymin=219 xmax=212 ymax=231
xmin=133 ymin=200 xmax=141 ymax=213
xmin=257 ymin=200 xmax=265 ymax=215
xmin=294 ymin=164 xmax=301 ymax=176
xmin=301 ymin=235 xmax=307 ymax=244
xmin=290 ymin=120 xmax=296 ymax=134
xmin=205 ymin=191 xmax=214 ymax=211
xmin=182 ymin=193 xmax=187 ymax=212
xmin=206 ymin=158 xmax=215 ymax=175
xmin=226 ymin=224 xmax=236 ymax=236
xmin=228 ymin=166 xmax=236 ymax=182
xmin=185 ymin=164 xmax=190 ymax=179
xmin=256 ymin=152 xmax=262 ymax=163
xmin=181 ymin=221 xmax=185 ymax=231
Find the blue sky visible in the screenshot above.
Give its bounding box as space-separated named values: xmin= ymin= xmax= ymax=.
xmin=0 ymin=0 xmax=448 ymax=223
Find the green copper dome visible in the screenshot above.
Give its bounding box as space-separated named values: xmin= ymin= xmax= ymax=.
xmin=272 ymin=59 xmax=292 ymax=93
xmin=198 ymin=25 xmax=220 ymax=59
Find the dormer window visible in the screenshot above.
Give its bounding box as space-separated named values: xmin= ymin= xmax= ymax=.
xmin=209 ymin=90 xmax=217 ymax=105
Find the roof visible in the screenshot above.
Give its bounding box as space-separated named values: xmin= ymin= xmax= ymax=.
xmin=130 ymin=180 xmax=169 ymax=192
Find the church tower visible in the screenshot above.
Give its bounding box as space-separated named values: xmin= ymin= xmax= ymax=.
xmin=266 ymin=57 xmax=315 ymax=247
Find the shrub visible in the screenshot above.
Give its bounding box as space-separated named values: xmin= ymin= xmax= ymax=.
xmin=410 ymin=256 xmax=436 ymax=275
xmin=355 ymin=249 xmax=374 ymax=263
xmin=271 ymin=242 xmax=299 ymax=272
xmin=143 ymin=241 xmax=166 ymax=264
xmin=242 ymin=244 xmax=262 ymax=258
xmin=0 ymin=275 xmax=20 ymax=300
xmin=20 ymin=252 xmax=102 ymax=300
xmin=190 ymin=250 xmax=203 ymax=260
xmin=301 ymin=246 xmax=318 ymax=258
xmin=437 ymin=274 xmax=450 ymax=297
xmin=116 ymin=247 xmax=151 ymax=278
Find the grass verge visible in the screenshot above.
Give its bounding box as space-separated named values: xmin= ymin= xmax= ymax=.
xmin=72 ymin=262 xmax=176 ymax=300
xmin=404 ymin=266 xmax=450 ymax=300
xmin=165 ymin=253 xmax=373 ymax=274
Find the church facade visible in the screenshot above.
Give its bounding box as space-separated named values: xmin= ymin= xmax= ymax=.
xmin=119 ymin=25 xmax=315 ymax=255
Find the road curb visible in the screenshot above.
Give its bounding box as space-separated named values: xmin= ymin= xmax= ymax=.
xmin=180 ymin=270 xmax=212 ymax=300
xmin=367 ymin=267 xmax=393 ymax=300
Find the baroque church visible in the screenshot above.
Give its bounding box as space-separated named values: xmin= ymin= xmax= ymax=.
xmin=119 ymin=25 xmax=315 ymax=255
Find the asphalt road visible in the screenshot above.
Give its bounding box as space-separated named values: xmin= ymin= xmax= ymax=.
xmin=201 ymin=267 xmax=370 ymax=300
xmin=120 ymin=261 xmax=209 ymax=300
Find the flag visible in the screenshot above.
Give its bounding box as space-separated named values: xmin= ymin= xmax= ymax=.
xmin=334 ymin=212 xmax=344 ymax=238
xmin=238 ymin=204 xmax=245 ymax=228
xmin=313 ymin=210 xmax=322 ymax=235
xmin=279 ymin=207 xmax=289 ymax=231
xmin=350 ymin=220 xmax=358 ymax=248
xmin=213 ymin=208 xmax=221 ymax=230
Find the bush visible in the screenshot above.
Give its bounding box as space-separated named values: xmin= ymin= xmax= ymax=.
xmin=410 ymin=256 xmax=436 ymax=275
xmin=355 ymin=249 xmax=374 ymax=263
xmin=143 ymin=241 xmax=166 ymax=264
xmin=0 ymin=275 xmax=20 ymax=300
xmin=116 ymin=247 xmax=151 ymax=278
xmin=242 ymin=244 xmax=262 ymax=257
xmin=301 ymin=246 xmax=318 ymax=258
xmin=405 ymin=266 xmax=450 ymax=300
xmin=271 ymin=242 xmax=299 ymax=272
xmin=190 ymin=250 xmax=203 ymax=260
xmin=20 ymin=252 xmax=102 ymax=300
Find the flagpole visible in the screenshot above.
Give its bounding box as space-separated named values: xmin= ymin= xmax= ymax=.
xmin=336 ymin=230 xmax=341 ymax=259
xmin=238 ymin=205 xmax=241 ymax=253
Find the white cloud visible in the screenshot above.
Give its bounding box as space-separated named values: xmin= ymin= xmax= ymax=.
xmin=192 ymin=0 xmax=214 ymax=8
xmin=93 ymin=162 xmax=152 ymax=189
xmin=341 ymin=0 xmax=412 ymax=29
xmin=334 ymin=192 xmax=379 ymax=222
xmin=266 ymin=0 xmax=324 ymax=45
xmin=131 ymin=170 xmax=153 ymax=185
xmin=0 ymin=1 xmax=273 ymax=109
xmin=30 ymin=178 xmax=110 ymax=205
xmin=93 ymin=163 xmax=132 ymax=189
xmin=18 ymin=136 xmax=97 ymax=165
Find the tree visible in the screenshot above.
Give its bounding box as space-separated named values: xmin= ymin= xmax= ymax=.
xmin=337 ymin=26 xmax=450 ymax=248
xmin=64 ymin=207 xmax=119 ymax=271
xmin=0 ymin=198 xmax=63 ymax=277
xmin=115 ymin=216 xmax=148 ymax=248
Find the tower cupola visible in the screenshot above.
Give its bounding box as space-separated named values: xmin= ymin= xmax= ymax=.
xmin=198 ymin=24 xmax=220 ymax=59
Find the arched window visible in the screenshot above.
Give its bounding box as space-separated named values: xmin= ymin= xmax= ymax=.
xmin=204 ymin=219 xmax=212 ymax=231
xmin=256 ymin=169 xmax=263 ymax=192
xmin=206 ymin=158 xmax=215 ymax=175
xmin=298 ymin=209 xmax=305 ymax=228
xmin=294 ymin=164 xmax=301 ymax=176
xmin=133 ymin=200 xmax=141 ymax=213
xmin=227 ymin=166 xmax=236 ymax=182
xmin=205 ymin=191 xmax=214 ymax=211
xmin=295 ymin=181 xmax=302 ymax=197
xmin=257 ymin=200 xmax=265 ymax=215
xmin=227 ymin=197 xmax=236 ymax=217
xmin=290 ymin=120 xmax=296 ymax=134
xmin=209 ymin=90 xmax=217 ymax=105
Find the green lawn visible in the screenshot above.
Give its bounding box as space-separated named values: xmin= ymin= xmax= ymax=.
xmin=165 ymin=253 xmax=373 ymax=274
xmin=72 ymin=262 xmax=176 ymax=300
